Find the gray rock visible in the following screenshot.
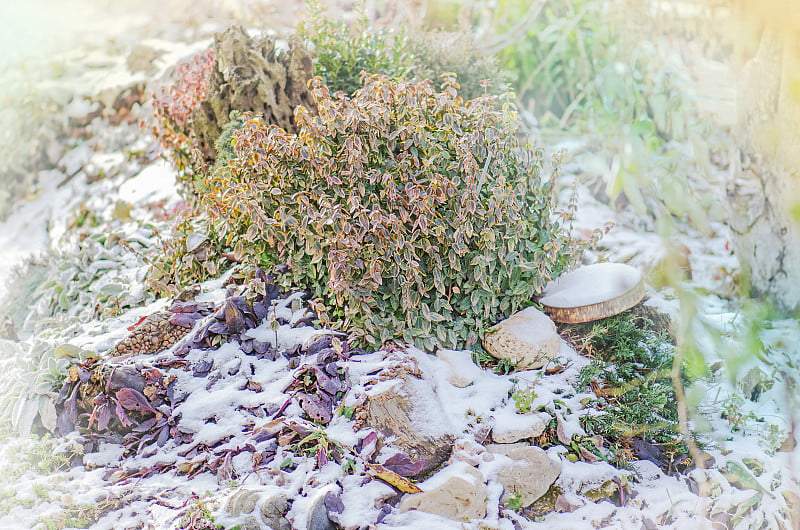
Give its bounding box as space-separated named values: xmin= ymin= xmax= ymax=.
xmin=482 ymin=307 xmax=560 ymax=370
xmin=261 ymin=494 xmax=291 ymax=530
xmin=398 ymin=465 xmax=486 ymax=521
xmin=491 ymin=413 xmax=547 ymax=444
xmin=488 ymin=445 xmax=561 ymax=508
xmin=225 ymin=488 xmax=290 ymax=530
xmin=306 ymin=488 xmax=337 ymax=530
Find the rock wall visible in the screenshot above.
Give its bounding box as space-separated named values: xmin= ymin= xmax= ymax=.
xmin=191 ymin=26 xmax=316 ymax=165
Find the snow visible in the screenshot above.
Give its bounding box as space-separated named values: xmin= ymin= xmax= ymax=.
xmin=83 ymin=443 xmax=126 ymax=468
xmin=539 ymin=262 xmax=643 ymax=308
xmin=243 ymin=320 xmax=321 ymax=353
xmin=117 ymin=161 xmax=180 ymax=206
xmin=338 ymin=473 xmax=394 ymax=527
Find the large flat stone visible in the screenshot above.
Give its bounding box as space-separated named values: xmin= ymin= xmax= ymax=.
xmin=482 ymin=307 xmax=560 ymax=369
xmin=487 ymin=445 xmax=562 ymax=508
xmin=398 ymin=465 xmax=486 ymax=521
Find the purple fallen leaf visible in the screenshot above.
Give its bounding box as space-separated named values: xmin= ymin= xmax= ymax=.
xmin=96 ymin=404 xmax=111 ymax=431
xmin=116 ymin=388 xmax=158 ymax=415
xmin=361 ymin=431 xmax=379 ymax=461
xmin=632 ymin=439 xmax=670 ymax=469
xmin=193 ymin=325 xmax=211 ymax=342
xmin=285 ymin=420 xmax=313 ymax=437
xmin=224 ymin=301 xmax=246 ymax=334
xmin=217 ymin=451 xmax=234 ymax=481
xmin=315 ymin=347 xmax=336 ymax=365
xmin=157 ymin=425 xmax=170 ymax=446
xmin=271 ymin=395 xmax=294 ymax=419
xmin=315 ymin=368 xmax=346 ymax=395
xmin=64 ymin=385 xmax=80 ymax=423
xmin=114 ymin=398 xmax=134 ymax=427
xmin=193 ymin=359 xmax=214 ymax=376
xmin=297 ymin=392 xmax=333 ymax=424
xmin=56 ymin=412 xmax=74 ymax=436
xmin=383 ymin=452 xmax=427 ymax=477
xmin=323 ymin=491 xmax=345 ymax=523
xmin=579 ymin=445 xmax=600 ymax=463
xmin=170 ymin=301 xmax=198 ymax=313
xmin=556 ymin=413 xmax=571 ymax=445
xmin=240 ymin=340 xmax=254 ymax=354
xmin=323 ymin=362 xmax=341 ymax=378
xmin=78 ymin=367 xmax=93 ymax=383
xmin=229 ymin=296 xmax=248 ymax=313
xmin=376 ymin=504 xmax=392 ymax=524
xmin=108 ymin=367 xmax=146 ymax=393
xmin=133 ymin=417 xmax=159 ymax=433
xmin=134 ymin=431 xmax=157 ymax=452
xmin=102 ymin=467 xmax=122 ymax=481
xmin=316 ymin=446 xmax=328 ymax=468
xmin=57 ymin=380 xmax=72 ymax=403
xmin=208 ymin=321 xmax=230 ymax=335
xmin=252 ymin=339 xmax=270 ymax=355
xmin=252 ymin=430 xmax=275 ymax=443
xmin=306 ymin=336 xmax=333 ymax=355
xmin=169 ymin=312 xmax=201 ymax=329
xmin=253 ymin=300 xmax=269 ymax=321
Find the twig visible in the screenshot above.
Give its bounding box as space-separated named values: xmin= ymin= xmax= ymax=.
xmin=483 ymin=0 xmax=547 ymax=55
xmin=671 ymin=291 xmax=710 ymax=511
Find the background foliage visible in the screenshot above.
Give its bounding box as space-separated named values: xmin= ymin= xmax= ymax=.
xmin=301 ymin=0 xmax=507 ymax=100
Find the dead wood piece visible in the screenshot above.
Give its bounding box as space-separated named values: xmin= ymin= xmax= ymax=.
xmin=538 ymin=263 xmax=645 ymax=324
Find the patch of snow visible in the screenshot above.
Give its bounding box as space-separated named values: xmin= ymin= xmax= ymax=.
xmin=117 ymin=160 xmax=179 ymax=206
xmin=539 ymin=262 xmax=642 ymax=308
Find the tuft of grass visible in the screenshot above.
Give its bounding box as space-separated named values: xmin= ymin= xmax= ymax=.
xmin=37 ymin=500 xmax=122 ymax=530
xmin=472 ymin=350 xmax=518 ymax=375
xmin=0 ymin=431 xmax=72 ymax=482
xmin=178 ymin=495 xmax=224 ymax=530
xmin=512 ymin=386 xmax=538 ymax=413
xmin=504 ymin=493 xmax=524 ymax=511
xmin=300 ymin=0 xmax=508 ymax=100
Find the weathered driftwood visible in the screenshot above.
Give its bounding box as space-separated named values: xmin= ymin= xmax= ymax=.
xmin=361 ymin=372 xmax=454 ymax=478
xmin=537 ymin=263 xmax=645 ymax=324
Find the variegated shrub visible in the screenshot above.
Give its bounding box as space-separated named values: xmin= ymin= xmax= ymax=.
xmin=205 ymin=74 xmax=579 ymax=350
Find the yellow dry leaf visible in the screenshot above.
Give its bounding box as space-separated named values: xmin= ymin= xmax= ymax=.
xmin=367 ymin=463 xmax=422 ymax=494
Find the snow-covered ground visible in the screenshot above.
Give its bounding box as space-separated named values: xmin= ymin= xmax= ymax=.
xmin=0 ymin=3 xmax=798 ymax=529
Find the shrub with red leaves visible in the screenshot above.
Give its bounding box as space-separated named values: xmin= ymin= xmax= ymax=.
xmin=150 ymin=48 xmax=215 ymax=183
